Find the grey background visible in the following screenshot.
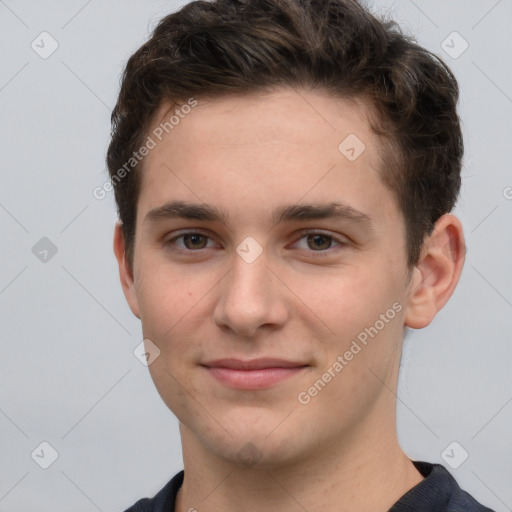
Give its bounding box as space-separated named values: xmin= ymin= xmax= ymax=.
xmin=1 ymin=0 xmax=511 ymax=511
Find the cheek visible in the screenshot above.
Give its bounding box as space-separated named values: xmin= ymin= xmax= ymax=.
xmin=146 ymin=354 xmax=205 ymax=431
xmin=300 ymin=265 xmax=399 ymax=340
xmin=135 ymin=265 xmax=219 ymax=388
xmin=135 ymin=261 xmax=202 ymax=334
xmin=308 ymin=272 xmax=406 ymax=390
xmin=136 ymin=271 xmax=203 ymax=409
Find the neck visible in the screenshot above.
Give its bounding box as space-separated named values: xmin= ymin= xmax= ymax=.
xmin=175 ymin=410 xmax=423 ymax=512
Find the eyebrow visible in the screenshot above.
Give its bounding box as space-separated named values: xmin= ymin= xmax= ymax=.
xmin=144 ymin=200 xmax=373 ymax=229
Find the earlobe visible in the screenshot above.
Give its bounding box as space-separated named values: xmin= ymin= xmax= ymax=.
xmin=113 ymin=221 xmax=141 ymax=319
xmin=404 ymin=214 xmax=465 ymax=329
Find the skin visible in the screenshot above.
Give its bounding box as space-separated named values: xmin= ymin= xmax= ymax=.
xmin=114 ymin=87 xmax=465 ymax=512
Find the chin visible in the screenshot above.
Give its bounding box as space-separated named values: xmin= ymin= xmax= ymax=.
xmin=202 ymin=424 xmax=307 ymax=470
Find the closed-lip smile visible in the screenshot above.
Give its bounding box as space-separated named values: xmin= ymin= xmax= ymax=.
xmin=201 ymin=358 xmax=309 ymax=389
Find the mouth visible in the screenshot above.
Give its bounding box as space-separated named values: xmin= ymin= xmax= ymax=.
xmin=200 ymin=358 xmax=309 ymax=390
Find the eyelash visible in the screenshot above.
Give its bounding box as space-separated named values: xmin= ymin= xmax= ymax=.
xmin=164 ymin=229 xmax=348 ymax=257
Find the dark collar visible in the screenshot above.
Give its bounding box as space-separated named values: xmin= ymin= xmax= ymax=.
xmin=127 ymin=460 xmax=493 ymax=512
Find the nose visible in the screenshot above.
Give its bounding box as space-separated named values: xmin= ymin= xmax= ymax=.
xmin=212 ymin=250 xmax=289 ymax=338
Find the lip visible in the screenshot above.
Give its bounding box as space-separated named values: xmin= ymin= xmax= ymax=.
xmin=202 ymin=358 xmax=307 ymax=370
xmin=201 ymin=358 xmax=309 ymax=390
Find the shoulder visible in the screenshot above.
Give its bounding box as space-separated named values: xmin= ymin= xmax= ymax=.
xmin=122 ymin=470 xmax=184 ymax=512
xmin=390 ymin=461 xmax=496 ymax=512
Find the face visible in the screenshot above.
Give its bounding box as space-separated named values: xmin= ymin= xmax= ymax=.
xmin=119 ymin=88 xmax=416 ymax=468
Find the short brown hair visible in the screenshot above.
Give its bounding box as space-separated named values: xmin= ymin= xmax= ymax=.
xmin=106 ymin=0 xmax=463 ymax=271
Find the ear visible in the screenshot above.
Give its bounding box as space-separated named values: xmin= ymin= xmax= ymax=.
xmin=113 ymin=221 xmax=141 ymax=319
xmin=404 ymin=213 xmax=465 ymax=329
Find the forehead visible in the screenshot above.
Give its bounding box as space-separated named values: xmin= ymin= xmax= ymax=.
xmin=137 ymin=88 xmax=397 ymax=228
xmin=150 ymin=88 xmax=375 ymax=153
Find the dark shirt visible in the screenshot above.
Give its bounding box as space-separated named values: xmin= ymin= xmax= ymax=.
xmin=123 ymin=460 xmax=495 ymax=512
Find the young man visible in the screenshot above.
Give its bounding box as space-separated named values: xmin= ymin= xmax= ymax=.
xmin=108 ymin=0 xmax=494 ymax=510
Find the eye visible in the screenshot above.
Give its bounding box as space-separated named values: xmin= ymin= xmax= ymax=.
xmin=292 ymin=231 xmax=346 ymax=252
xmin=164 ymin=230 xmax=347 ymax=256
xmin=167 ymin=232 xmax=218 ymax=251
